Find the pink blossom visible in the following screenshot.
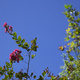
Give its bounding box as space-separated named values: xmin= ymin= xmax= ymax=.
xmin=5 ymin=27 xmax=8 ymax=33
xmin=13 ymin=49 xmax=22 ymax=54
xmin=14 ymin=49 xmax=20 ymax=52
xmin=9 ymin=52 xmax=16 ymax=59
xmin=3 ymin=23 xmax=13 ymax=33
xmin=3 ymin=22 xmax=7 ymax=27
xmin=9 ymin=53 xmax=17 ymax=62
xmin=5 ymin=30 xmax=7 ymax=33
xmin=9 ymin=49 xmax=22 ymax=63
xmin=9 ymin=25 xmax=13 ymax=31
xmin=16 ymin=54 xmax=21 ymax=63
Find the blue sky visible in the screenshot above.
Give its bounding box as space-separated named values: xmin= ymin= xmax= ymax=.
xmin=0 ymin=0 xmax=80 ymax=79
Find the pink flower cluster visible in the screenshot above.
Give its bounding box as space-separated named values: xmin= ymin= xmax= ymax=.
xmin=9 ymin=49 xmax=22 ymax=63
xmin=3 ymin=22 xmax=13 ymax=33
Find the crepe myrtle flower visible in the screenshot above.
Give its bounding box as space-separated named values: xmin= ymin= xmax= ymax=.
xmin=13 ymin=49 xmax=22 ymax=54
xmin=3 ymin=22 xmax=7 ymax=27
xmin=9 ymin=52 xmax=17 ymax=62
xmin=3 ymin=22 xmax=13 ymax=33
xmin=5 ymin=27 xmax=8 ymax=33
xmin=9 ymin=25 xmax=13 ymax=31
xmin=9 ymin=49 xmax=22 ymax=63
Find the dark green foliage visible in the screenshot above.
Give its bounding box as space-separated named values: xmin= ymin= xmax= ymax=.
xmin=37 ymin=76 xmax=44 ymax=80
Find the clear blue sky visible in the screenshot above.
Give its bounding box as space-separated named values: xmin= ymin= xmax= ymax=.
xmin=0 ymin=0 xmax=80 ymax=79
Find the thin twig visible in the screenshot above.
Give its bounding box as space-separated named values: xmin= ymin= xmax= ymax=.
xmin=26 ymin=50 xmax=32 ymax=79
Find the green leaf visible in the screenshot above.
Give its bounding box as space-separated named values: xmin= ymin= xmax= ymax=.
xmin=31 ymin=45 xmax=38 ymax=51
xmin=76 ymin=17 xmax=80 ymax=22
xmin=75 ymin=11 xmax=80 ymax=16
xmin=31 ymin=37 xmax=37 ymax=43
xmin=21 ymin=39 xmax=25 ymax=43
xmin=23 ymin=73 xmax=28 ymax=77
xmin=69 ymin=56 xmax=74 ymax=61
xmin=65 ymin=37 xmax=70 ymax=41
xmin=18 ymin=36 xmax=21 ymax=41
xmin=16 ymin=40 xmax=20 ymax=44
xmin=6 ymin=62 xmax=10 ymax=67
xmin=51 ymin=76 xmax=55 ymax=79
xmin=31 ymin=73 xmax=33 ymax=76
xmin=68 ymin=32 xmax=72 ymax=35
xmin=68 ymin=5 xmax=72 ymax=8
xmin=15 ymin=73 xmax=20 ymax=78
xmin=5 ymin=75 xmax=9 ymax=79
xmin=64 ymin=60 xmax=68 ymax=66
xmin=18 ymin=44 xmax=22 ymax=47
xmin=68 ymin=23 xmax=73 ymax=27
xmin=8 ymin=69 xmax=14 ymax=78
xmin=12 ymin=37 xmax=17 ymax=40
xmin=31 ymin=54 xmax=36 ymax=59
xmin=0 ymin=67 xmax=2 ymax=70
xmin=71 ymin=34 xmax=76 ymax=38
xmin=31 ymin=38 xmax=38 ymax=51
xmin=10 ymin=61 xmax=12 ymax=67
xmin=20 ymin=56 xmax=24 ymax=60
xmin=64 ymin=5 xmax=69 ymax=9
xmin=78 ymin=55 xmax=80 ymax=59
xmin=13 ymin=32 xmax=17 ymax=37
xmin=70 ymin=41 xmax=75 ymax=47
xmin=37 ymin=76 xmax=44 ymax=80
xmin=42 ymin=71 xmax=46 ymax=77
xmin=24 ymin=42 xmax=29 ymax=47
xmin=63 ymin=11 xmax=68 ymax=15
xmin=77 ymin=36 xmax=80 ymax=38
xmin=75 ymin=31 xmax=79 ymax=35
xmin=64 ymin=4 xmax=72 ymax=9
xmin=33 ymin=75 xmax=36 ymax=79
xmin=59 ymin=76 xmax=68 ymax=80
